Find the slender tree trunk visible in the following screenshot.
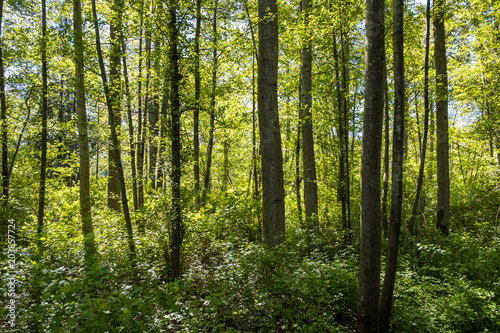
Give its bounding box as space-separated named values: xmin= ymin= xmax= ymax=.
xmin=357 ymin=0 xmax=384 ymax=331
xmin=381 ymin=56 xmax=390 ymax=238
xmin=169 ymin=0 xmax=182 ymax=279
xmin=107 ymin=0 xmax=122 ymax=212
xmin=258 ymin=0 xmax=286 ymax=247
xmin=300 ymin=0 xmax=318 ymax=231
xmin=0 ymin=0 xmax=8 ymax=204
xmin=122 ymin=39 xmax=138 ymax=212
xmin=137 ymin=1 xmax=145 ymax=208
xmin=202 ymin=3 xmax=218 ymax=204
xmin=340 ymin=19 xmax=352 ymax=232
xmin=37 ymin=0 xmax=48 ymax=235
xmin=333 ymin=32 xmax=347 ymax=230
xmin=193 ymin=0 xmax=201 ymax=210
xmin=379 ymin=0 xmax=405 ymax=330
xmin=91 ymin=0 xmax=136 ymax=258
xmin=295 ymin=122 xmax=302 ymax=224
xmin=74 ymin=0 xmax=96 ymax=264
xmin=409 ymin=0 xmax=431 ymax=235
xmin=434 ymin=0 xmax=450 ymax=235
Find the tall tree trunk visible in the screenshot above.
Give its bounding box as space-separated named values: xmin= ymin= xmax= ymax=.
xmin=122 ymin=38 xmax=138 ymax=212
xmin=258 ymin=0 xmax=286 ymax=247
xmin=357 ymin=0 xmax=384 ymax=331
xmin=340 ymin=15 xmax=352 ymax=231
xmin=0 ymin=0 xmax=8 ymax=203
xmin=381 ymin=56 xmax=390 ymax=238
xmin=169 ymin=0 xmax=182 ymax=279
xmin=91 ymin=0 xmax=136 ymax=258
xmin=74 ymin=0 xmax=96 ymax=264
xmin=333 ymin=32 xmax=347 ymax=231
xmin=295 ymin=121 xmax=302 ymax=224
xmin=434 ymin=0 xmax=450 ymax=236
xmin=300 ymin=0 xmax=318 ymax=231
xmin=107 ymin=0 xmax=122 ymax=212
xmin=37 ymin=0 xmax=48 ymax=235
xmin=408 ymin=0 xmax=431 ymax=235
xmin=193 ymin=0 xmax=201 ymax=210
xmin=379 ymin=0 xmax=405 ymax=330
xmin=137 ymin=1 xmax=145 ymax=209
xmin=202 ymin=3 xmax=218 ymax=204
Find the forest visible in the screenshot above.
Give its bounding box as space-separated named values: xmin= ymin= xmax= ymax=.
xmin=0 ymin=0 xmax=499 ymax=331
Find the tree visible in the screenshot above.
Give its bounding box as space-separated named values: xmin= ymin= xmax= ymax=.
xmin=37 ymin=0 xmax=49 ymax=235
xmin=408 ymin=0 xmax=431 ymax=235
xmin=0 ymin=0 xmax=7 ymax=204
xmin=357 ymin=0 xmax=385 ymax=331
xmin=258 ymin=0 xmax=285 ymax=247
xmin=91 ymin=0 xmax=136 ymax=257
xmin=380 ymin=0 xmax=405 ymax=330
xmin=193 ymin=0 xmax=201 ymax=210
xmin=434 ymin=0 xmax=450 ymax=235
xmin=169 ymin=0 xmax=182 ymax=279
xmin=74 ymin=0 xmax=96 ymax=264
xmin=300 ymin=0 xmax=318 ymax=231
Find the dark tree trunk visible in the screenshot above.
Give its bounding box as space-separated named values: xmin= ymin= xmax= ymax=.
xmin=0 ymin=0 xmax=8 ymax=204
xmin=379 ymin=0 xmax=405 ymax=330
xmin=357 ymin=0 xmax=385 ymax=331
xmin=193 ymin=0 xmax=201 ymax=210
xmin=258 ymin=0 xmax=286 ymax=247
xmin=107 ymin=0 xmax=122 ymax=212
xmin=169 ymin=0 xmax=182 ymax=279
xmin=408 ymin=0 xmax=431 ymax=235
xmin=91 ymin=0 xmax=136 ymax=258
xmin=122 ymin=39 xmax=138 ymax=212
xmin=295 ymin=122 xmax=302 ymax=224
xmin=300 ymin=0 xmax=318 ymax=231
xmin=37 ymin=0 xmax=48 ymax=235
xmin=202 ymin=3 xmax=218 ymax=204
xmin=137 ymin=1 xmax=145 ymax=209
xmin=434 ymin=0 xmax=450 ymax=235
xmin=74 ymin=0 xmax=96 ymax=264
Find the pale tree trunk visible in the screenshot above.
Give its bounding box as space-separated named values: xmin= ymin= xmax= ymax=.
xmin=408 ymin=0 xmax=431 ymax=235
xmin=380 ymin=0 xmax=405 ymax=330
xmin=357 ymin=0 xmax=384 ymax=331
xmin=74 ymin=0 xmax=96 ymax=264
xmin=91 ymin=0 xmax=136 ymax=258
xmin=169 ymin=0 xmax=182 ymax=279
xmin=434 ymin=0 xmax=450 ymax=235
xmin=137 ymin=1 xmax=145 ymax=208
xmin=193 ymin=0 xmax=201 ymax=210
xmin=300 ymin=0 xmax=318 ymax=231
xmin=37 ymin=0 xmax=48 ymax=235
xmin=0 ymin=0 xmax=8 ymax=204
xmin=258 ymin=0 xmax=286 ymax=247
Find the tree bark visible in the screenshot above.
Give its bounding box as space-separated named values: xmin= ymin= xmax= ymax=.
xmin=381 ymin=56 xmax=389 ymax=238
xmin=300 ymin=0 xmax=318 ymax=231
xmin=434 ymin=0 xmax=450 ymax=236
xmin=379 ymin=0 xmax=405 ymax=330
xmin=137 ymin=1 xmax=145 ymax=209
xmin=107 ymin=0 xmax=122 ymax=212
xmin=258 ymin=0 xmax=286 ymax=247
xmin=37 ymin=0 xmax=48 ymax=235
xmin=91 ymin=0 xmax=136 ymax=258
xmin=74 ymin=0 xmax=96 ymax=264
xmin=408 ymin=0 xmax=431 ymax=235
xmin=0 ymin=0 xmax=7 ymax=204
xmin=357 ymin=0 xmax=384 ymax=331
xmin=193 ymin=0 xmax=201 ymax=210
xmin=122 ymin=38 xmax=138 ymax=212
xmin=169 ymin=0 xmax=182 ymax=279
